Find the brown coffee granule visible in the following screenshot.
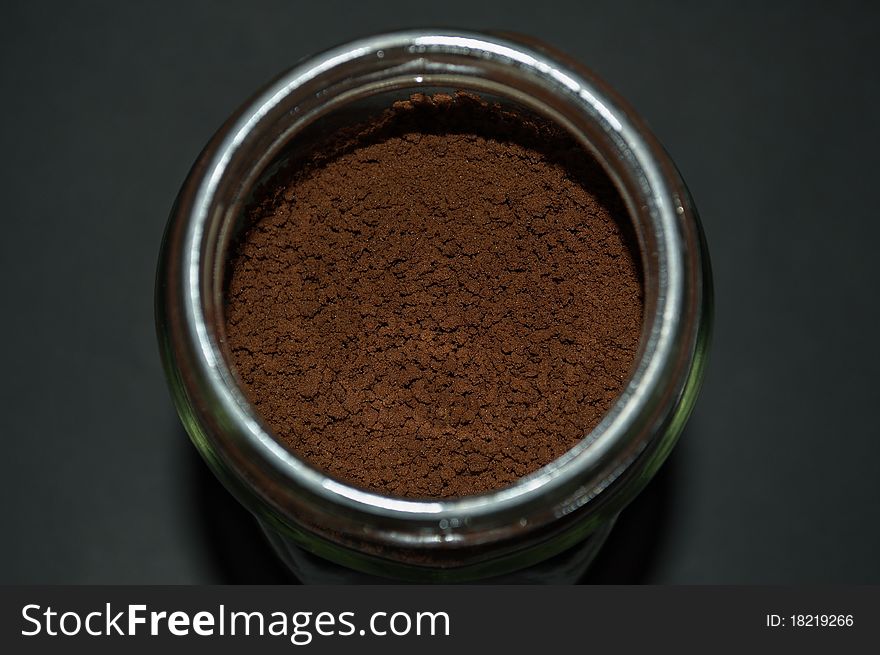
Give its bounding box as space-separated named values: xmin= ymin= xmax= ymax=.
xmin=224 ymin=92 xmax=643 ymax=499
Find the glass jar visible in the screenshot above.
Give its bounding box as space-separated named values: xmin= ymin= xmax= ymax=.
xmin=156 ymin=29 xmax=712 ymax=583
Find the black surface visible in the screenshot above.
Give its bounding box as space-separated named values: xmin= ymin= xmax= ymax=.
xmin=2 ymin=0 xmax=878 ymax=584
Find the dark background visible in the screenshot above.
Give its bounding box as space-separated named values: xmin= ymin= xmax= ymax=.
xmin=1 ymin=0 xmax=877 ymax=584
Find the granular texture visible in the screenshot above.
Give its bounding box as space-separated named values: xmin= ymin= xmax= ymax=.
xmin=225 ymin=92 xmax=643 ymax=499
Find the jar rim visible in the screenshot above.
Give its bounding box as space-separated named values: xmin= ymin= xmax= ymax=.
xmin=157 ymin=29 xmax=710 ymax=560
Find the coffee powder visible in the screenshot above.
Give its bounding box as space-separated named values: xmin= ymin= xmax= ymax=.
xmin=225 ymin=92 xmax=643 ymax=499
